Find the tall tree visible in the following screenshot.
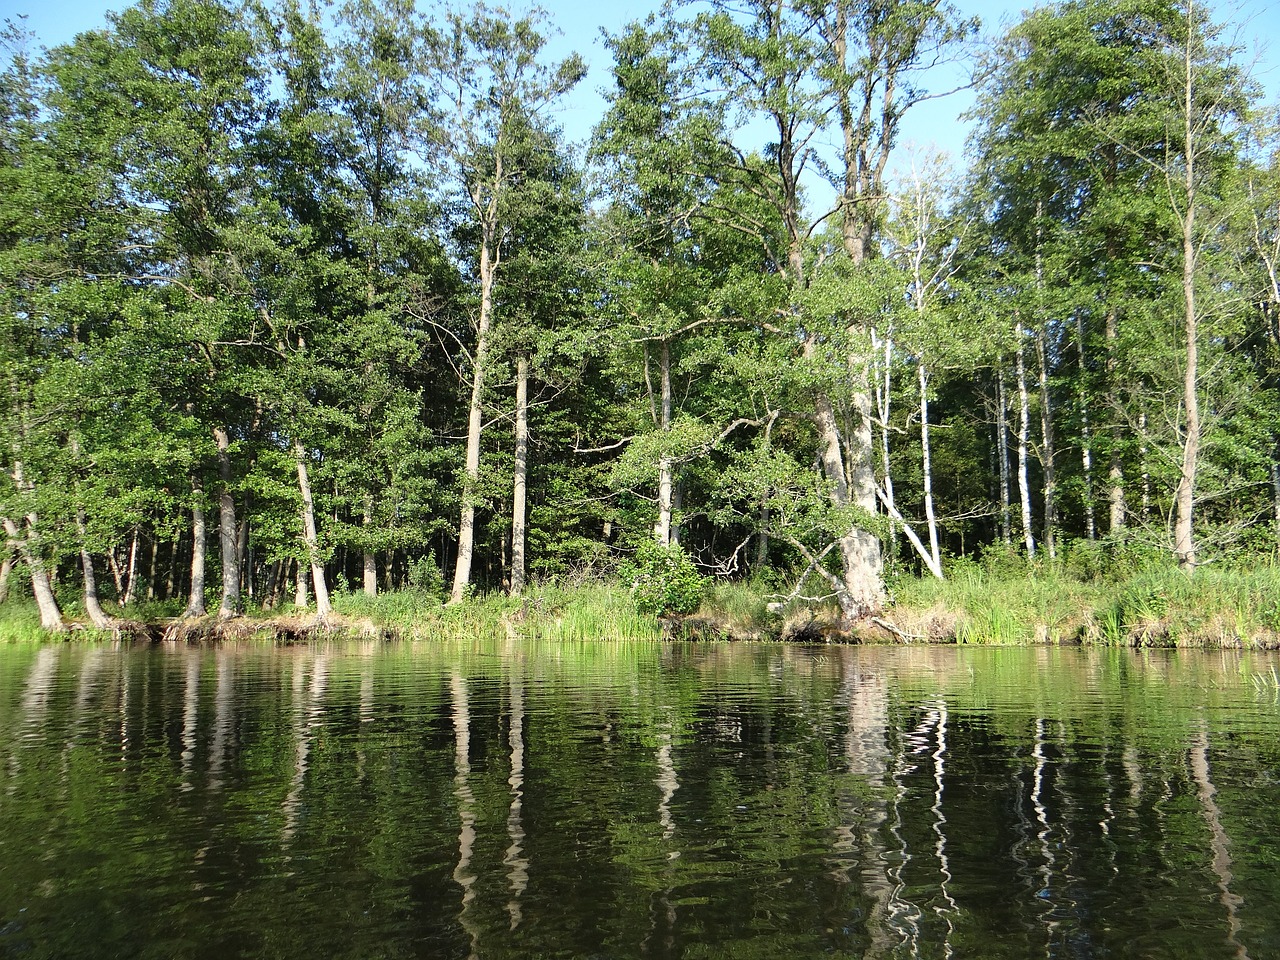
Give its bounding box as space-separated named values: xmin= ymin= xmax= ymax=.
xmin=663 ymin=0 xmax=974 ymax=621
xmin=424 ymin=4 xmax=584 ymax=603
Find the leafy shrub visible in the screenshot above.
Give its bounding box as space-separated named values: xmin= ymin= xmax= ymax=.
xmin=406 ymin=551 xmax=445 ymax=599
xmin=619 ymin=541 xmax=706 ymax=617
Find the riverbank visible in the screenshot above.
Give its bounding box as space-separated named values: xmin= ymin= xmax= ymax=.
xmin=326 ymin=560 xmax=1280 ymax=647
xmin=2 ymin=559 xmax=1279 ymax=647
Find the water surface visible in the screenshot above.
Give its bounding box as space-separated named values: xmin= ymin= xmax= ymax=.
xmin=2 ymin=640 xmax=1279 ymax=959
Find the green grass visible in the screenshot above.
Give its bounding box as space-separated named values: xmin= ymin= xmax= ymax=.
xmin=693 ymin=580 xmax=778 ymax=639
xmin=332 ymin=583 xmax=662 ymax=642
xmin=892 ymin=559 xmax=1105 ymax=644
xmin=1096 ymin=563 xmax=1280 ymax=647
xmin=0 ymin=600 xmax=51 ymax=642
xmin=6 ymin=556 xmax=1280 ymax=648
xmin=888 ymin=555 xmax=1280 ymax=647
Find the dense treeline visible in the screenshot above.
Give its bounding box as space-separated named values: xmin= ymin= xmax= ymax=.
xmin=1 ymin=0 xmax=1277 ymax=633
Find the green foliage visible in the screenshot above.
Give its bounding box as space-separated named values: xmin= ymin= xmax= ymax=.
xmin=2 ymin=0 xmax=1279 ymax=636
xmin=405 ymin=551 xmax=445 ymax=599
xmin=619 ymin=540 xmax=706 ymax=618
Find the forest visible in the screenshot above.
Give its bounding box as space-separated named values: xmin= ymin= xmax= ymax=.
xmin=2 ymin=0 xmax=1279 ymax=639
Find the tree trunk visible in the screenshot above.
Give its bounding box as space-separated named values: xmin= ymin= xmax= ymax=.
xmin=1076 ymin=313 xmax=1096 ymax=541
xmin=145 ymin=536 xmax=158 ymax=602
xmin=183 ymin=481 xmax=208 ymax=619
xmin=997 ymin=365 xmax=1012 ymax=545
xmin=294 ymin=558 xmax=309 ymax=609
xmin=108 ymin=545 xmax=125 ymax=598
xmin=295 ymin=440 xmax=331 ymax=619
xmin=656 ymin=340 xmax=674 ymax=546
xmin=1172 ymin=32 xmax=1200 ymax=571
xmin=5 ymin=460 xmax=65 ymax=632
xmin=875 ymin=328 xmax=897 ymax=551
xmin=213 ymin=426 xmax=240 ymax=619
xmin=1015 ymin=323 xmax=1036 ymax=558
xmin=1104 ymin=307 xmax=1127 ymax=533
xmin=918 ymin=364 xmax=941 ymax=576
xmin=3 ymin=515 xmax=65 ymax=632
xmin=1140 ymin=409 xmax=1151 ymax=521
xmin=363 ymin=491 xmax=377 ymax=597
xmin=510 ymin=356 xmax=529 ymax=596
xmin=754 ymin=416 xmax=774 ymax=569
xmin=165 ymin=535 xmax=180 ymax=603
xmin=824 ymin=9 xmax=886 ymax=617
xmin=0 ymin=553 xmax=12 ymax=604
xmin=1036 ymin=327 xmax=1057 ymax=560
xmin=451 ymin=182 xmax=500 ymax=604
xmin=1033 ymin=204 xmax=1056 ymax=560
xmin=264 ymin=559 xmax=282 ymax=610
xmin=815 ymin=393 xmax=885 ymax=621
xmin=76 ymin=508 xmax=115 ymax=630
xmin=237 ymin=500 xmax=252 ymax=603
xmin=671 ymin=479 xmax=683 ymax=548
xmin=122 ymin=527 xmax=140 ymax=607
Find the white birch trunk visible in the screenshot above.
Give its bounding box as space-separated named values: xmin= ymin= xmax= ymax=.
xmin=656 ymin=340 xmax=674 ymax=546
xmin=1106 ymin=308 xmax=1127 ymax=533
xmin=3 ymin=514 xmax=64 ymax=632
xmin=918 ymin=363 xmax=941 ymax=575
xmin=1076 ymin=314 xmax=1096 ymax=541
xmin=183 ymin=482 xmax=208 ymax=619
xmin=5 ymin=460 xmax=65 ymax=631
xmin=77 ymin=510 xmax=115 ymax=630
xmin=295 ymin=441 xmax=331 ymax=619
xmin=294 ymin=558 xmax=308 ymax=609
xmin=510 ymin=356 xmax=529 ymax=595
xmin=122 ymin=527 xmax=140 ymax=607
xmin=213 ymin=426 xmax=240 ymax=620
xmin=1015 ymin=323 xmax=1036 ymax=558
xmin=363 ymin=492 xmax=377 ymax=597
xmin=875 ymin=328 xmax=897 ymax=548
xmin=997 ymin=366 xmax=1012 ymax=545
xmin=1033 ymin=204 xmax=1056 ymax=559
xmin=451 ymin=167 xmax=502 ymax=603
xmin=1036 ymin=328 xmax=1057 ymax=560
xmin=1172 ymin=21 xmax=1200 ymax=571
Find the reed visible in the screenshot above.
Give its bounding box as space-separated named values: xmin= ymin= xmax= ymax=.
xmin=1093 ymin=563 xmax=1280 ymax=647
xmin=0 ymin=600 xmax=50 ymax=642
xmin=894 ymin=559 xmax=1103 ymax=644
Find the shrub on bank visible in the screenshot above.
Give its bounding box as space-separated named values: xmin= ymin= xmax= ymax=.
xmin=618 ymin=542 xmax=706 ymax=618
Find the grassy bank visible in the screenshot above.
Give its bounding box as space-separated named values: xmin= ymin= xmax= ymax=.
xmin=3 ymin=560 xmax=1279 ymax=647
xmin=884 ymin=559 xmax=1280 ymax=647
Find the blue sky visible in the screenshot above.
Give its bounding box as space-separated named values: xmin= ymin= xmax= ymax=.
xmin=4 ymin=0 xmax=1278 ymax=177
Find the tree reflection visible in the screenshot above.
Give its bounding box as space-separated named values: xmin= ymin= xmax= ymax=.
xmin=451 ymin=672 xmax=479 ymax=960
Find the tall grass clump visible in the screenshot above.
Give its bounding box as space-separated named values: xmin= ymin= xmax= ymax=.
xmin=332 ymin=582 xmax=663 ymax=642
xmin=692 ymin=580 xmax=778 ymax=640
xmin=522 ymin=584 xmax=663 ymax=642
xmin=1095 ymin=562 xmax=1280 ymax=647
xmin=894 ymin=556 xmax=1104 ymax=644
xmin=332 ymin=588 xmax=448 ymax=631
xmin=0 ymin=600 xmax=49 ymax=642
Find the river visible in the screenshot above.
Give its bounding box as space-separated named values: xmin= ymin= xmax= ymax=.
xmin=2 ymin=640 xmax=1279 ymax=959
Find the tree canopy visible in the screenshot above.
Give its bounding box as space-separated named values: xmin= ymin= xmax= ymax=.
xmin=1 ymin=0 xmax=1276 ymax=628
